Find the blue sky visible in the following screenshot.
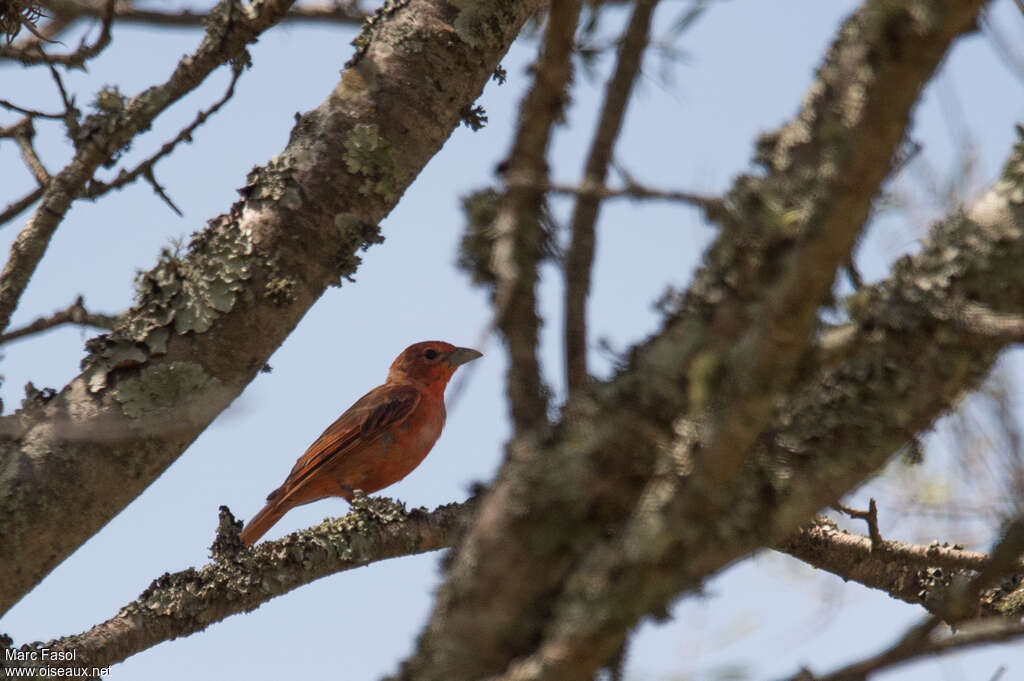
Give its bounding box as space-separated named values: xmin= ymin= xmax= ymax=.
xmin=1 ymin=1 xmax=1023 ymax=679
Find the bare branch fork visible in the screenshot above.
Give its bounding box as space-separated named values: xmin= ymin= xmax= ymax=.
xmin=489 ymin=0 xmax=584 ymax=432
xmin=564 ymin=0 xmax=659 ymax=399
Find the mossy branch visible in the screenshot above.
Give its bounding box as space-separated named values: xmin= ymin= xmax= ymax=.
xmin=0 ymin=500 xmax=472 ymax=673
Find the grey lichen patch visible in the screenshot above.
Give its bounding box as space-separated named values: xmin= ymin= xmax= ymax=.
xmin=343 ymin=123 xmax=398 ymax=200
xmin=299 ymin=494 xmax=414 ymax=561
xmin=241 ymin=154 xmax=298 ymax=203
xmin=74 ymin=86 xmax=130 ymax=158
xmin=81 ymin=339 xmax=148 ymax=393
xmin=113 ymin=361 xmax=223 ymax=427
xmin=81 ymin=215 xmax=256 ymax=394
xmin=452 ymin=0 xmax=516 ymax=49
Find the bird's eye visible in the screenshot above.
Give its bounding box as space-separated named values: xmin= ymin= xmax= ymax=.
xmin=424 ymin=349 xmax=439 ymax=360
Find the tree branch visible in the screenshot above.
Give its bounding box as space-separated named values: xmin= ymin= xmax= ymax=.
xmin=0 ymin=186 xmax=43 ymax=227
xmin=83 ymin=61 xmax=245 ymax=204
xmin=17 ymin=0 xmax=367 ymax=49
xmin=0 ymin=0 xmax=294 ymax=337
xmin=778 ymin=519 xmax=1024 ymax=621
xmin=538 ymin=180 xmax=723 ymax=213
xmin=400 ymin=3 xmax=990 ymax=681
xmin=0 ymin=295 xmax=116 ymax=345
xmin=489 ymin=0 xmax=584 ymax=433
xmin=790 ymin=514 xmax=1024 ymax=680
xmin=0 ymin=0 xmax=541 ymax=618
xmin=0 ymin=99 xmax=64 ymax=119
xmin=0 ymin=0 xmax=114 ymax=66
xmin=564 ymin=0 xmax=658 ymax=399
xmin=790 ymin=616 xmax=1024 ymax=681
xmin=5 ymin=117 xmax=51 ymax=185
xmin=0 ymin=499 xmax=470 ymax=673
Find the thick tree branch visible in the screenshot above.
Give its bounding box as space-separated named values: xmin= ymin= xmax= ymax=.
xmin=0 ymin=0 xmax=542 ymax=615
xmin=564 ymin=0 xmax=657 ymax=398
xmin=400 ymin=4 xmax=988 ymax=681
xmin=0 ymin=295 xmax=116 ymax=345
xmin=0 ymin=498 xmax=470 ymax=673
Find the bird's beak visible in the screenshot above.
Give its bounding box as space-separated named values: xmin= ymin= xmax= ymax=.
xmin=446 ymin=347 xmax=483 ymax=367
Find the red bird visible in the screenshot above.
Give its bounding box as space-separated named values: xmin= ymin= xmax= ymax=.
xmin=240 ymin=341 xmax=482 ymax=545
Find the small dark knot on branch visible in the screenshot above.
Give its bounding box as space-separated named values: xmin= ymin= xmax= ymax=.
xmin=210 ymin=505 xmax=245 ymax=561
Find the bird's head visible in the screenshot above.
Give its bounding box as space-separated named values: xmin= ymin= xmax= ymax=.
xmin=388 ymin=341 xmax=482 ymax=388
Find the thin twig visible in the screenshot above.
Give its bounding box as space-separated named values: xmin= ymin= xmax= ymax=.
xmin=17 ymin=0 xmax=366 ymax=49
xmin=0 ymin=187 xmax=44 ymax=226
xmin=11 ymin=119 xmax=51 ymax=185
xmin=834 ymin=498 xmax=884 ymax=549
xmin=796 ymin=617 xmax=1024 ymax=681
xmin=143 ymin=168 xmax=182 ymax=217
xmin=540 ymin=180 xmax=722 ymax=210
xmin=84 ymin=64 xmax=244 ymax=204
xmin=0 ymin=99 xmax=64 ymax=119
xmin=47 ymin=59 xmax=73 ymax=110
xmin=0 ymin=0 xmax=297 ymax=335
xmin=0 ymin=296 xmax=117 ymax=344
xmin=564 ymin=0 xmax=659 ymax=399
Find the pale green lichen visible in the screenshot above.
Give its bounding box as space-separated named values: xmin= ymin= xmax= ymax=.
xmin=132 ymin=222 xmax=252 ymax=336
xmin=343 ymin=123 xmax=398 ymax=200
xmin=113 ymin=361 xmax=222 ymax=423
xmin=82 ymin=221 xmax=254 ymax=393
xmin=241 ymin=155 xmax=297 ymax=202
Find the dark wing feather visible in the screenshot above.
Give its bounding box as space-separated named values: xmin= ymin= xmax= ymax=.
xmin=271 ymin=383 xmax=421 ymax=502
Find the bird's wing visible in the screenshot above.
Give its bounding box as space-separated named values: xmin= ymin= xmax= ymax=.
xmin=271 ymin=383 xmax=421 ymax=501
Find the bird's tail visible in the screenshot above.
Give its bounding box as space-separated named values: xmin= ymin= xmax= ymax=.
xmin=241 ymin=497 xmax=287 ymax=545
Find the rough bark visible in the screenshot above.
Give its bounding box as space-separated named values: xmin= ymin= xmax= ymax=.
xmin=0 ymin=0 xmax=542 ymax=616
xmin=0 ymin=499 xmax=470 ymax=673
xmin=397 ymin=4 xmax=988 ymax=681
